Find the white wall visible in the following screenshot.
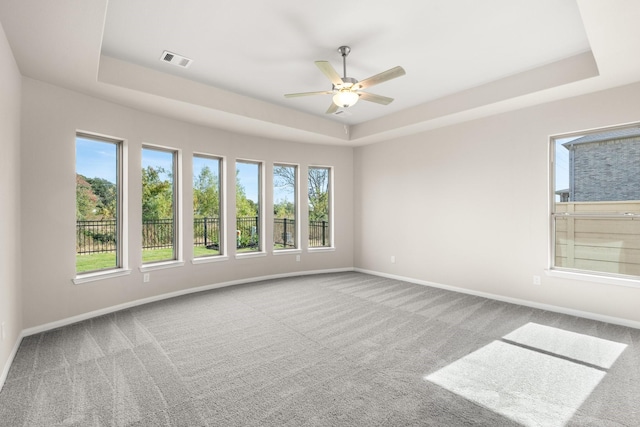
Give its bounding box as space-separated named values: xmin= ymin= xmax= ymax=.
xmin=0 ymin=21 xmax=22 ymax=383
xmin=354 ymin=81 xmax=640 ymax=325
xmin=20 ymin=78 xmax=354 ymax=329
xmin=14 ymin=47 xmax=640 ymax=339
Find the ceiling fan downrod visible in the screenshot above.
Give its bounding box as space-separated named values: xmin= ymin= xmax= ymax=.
xmin=338 ymin=46 xmax=350 ymax=79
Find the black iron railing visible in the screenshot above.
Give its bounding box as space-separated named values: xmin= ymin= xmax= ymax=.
xmin=142 ymin=218 xmax=174 ymax=250
xmin=76 ymin=219 xmax=117 ymax=254
xmin=76 ymin=216 xmax=330 ymax=253
xmin=236 ymin=216 xmax=259 ymax=248
xmin=274 ymin=218 xmax=296 ymax=248
xmin=193 ymin=217 xmax=221 ymax=249
xmin=309 ymin=220 xmax=329 ymax=247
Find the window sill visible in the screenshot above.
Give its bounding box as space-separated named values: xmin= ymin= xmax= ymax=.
xmin=308 ymin=247 xmax=335 ymax=253
xmin=192 ymin=256 xmax=229 ymax=265
xmin=545 ymin=269 xmax=640 ymax=289
xmin=73 ymin=268 xmax=132 ymax=285
xmin=139 ymin=260 xmax=185 ymax=273
xmin=235 ymin=251 xmax=267 ymax=260
xmin=273 ymin=249 xmax=301 ymax=256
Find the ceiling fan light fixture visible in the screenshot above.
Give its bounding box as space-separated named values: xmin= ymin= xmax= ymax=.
xmin=284 ymin=45 xmax=405 ymax=114
xmin=333 ymin=90 xmax=359 ymax=108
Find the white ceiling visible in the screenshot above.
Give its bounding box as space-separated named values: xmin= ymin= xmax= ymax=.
xmin=1 ymin=1 xmax=640 ymax=145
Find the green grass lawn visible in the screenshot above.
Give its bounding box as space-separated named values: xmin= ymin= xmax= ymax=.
xmin=141 ymin=248 xmax=175 ymax=263
xmin=76 ymin=246 xmax=222 ymax=273
xmin=194 ymin=246 xmax=220 ymax=257
xmin=76 ymin=252 xmax=117 ymax=273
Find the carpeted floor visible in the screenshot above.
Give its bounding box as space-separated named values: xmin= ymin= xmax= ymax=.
xmin=1 ymin=272 xmax=639 ymax=426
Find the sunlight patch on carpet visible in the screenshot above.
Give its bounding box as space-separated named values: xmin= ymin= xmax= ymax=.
xmin=425 ymin=323 xmax=627 ymax=427
xmin=503 ymin=322 xmax=627 ymax=369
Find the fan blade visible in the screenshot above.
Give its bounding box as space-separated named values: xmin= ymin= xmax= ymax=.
xmin=359 ymin=92 xmax=394 ymax=105
xmin=353 ymin=66 xmax=406 ymax=90
xmin=315 ymin=61 xmax=343 ymax=86
xmin=325 ymin=102 xmax=339 ymax=114
xmin=284 ymin=91 xmax=333 ymax=98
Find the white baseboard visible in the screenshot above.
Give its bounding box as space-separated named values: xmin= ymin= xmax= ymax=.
xmin=22 ymin=267 xmax=355 ymax=337
xmin=355 ymin=268 xmax=640 ymax=330
xmin=0 ymin=330 xmax=25 ymax=392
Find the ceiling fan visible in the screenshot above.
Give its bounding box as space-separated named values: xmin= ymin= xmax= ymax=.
xmin=285 ymin=46 xmax=406 ymax=114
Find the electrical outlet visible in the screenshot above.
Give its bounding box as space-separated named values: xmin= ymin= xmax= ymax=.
xmin=390 ymin=256 xmax=396 ymax=264
xmin=296 ymin=255 xmax=300 ymax=262
xmin=143 ymin=273 xmax=150 ymax=283
xmin=533 ymin=275 xmax=541 ymax=285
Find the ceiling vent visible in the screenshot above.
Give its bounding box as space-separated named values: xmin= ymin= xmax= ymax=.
xmin=160 ymin=50 xmax=193 ymax=68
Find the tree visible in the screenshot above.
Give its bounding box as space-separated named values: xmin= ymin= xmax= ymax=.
xmin=86 ymin=177 xmax=116 ymax=218
xmin=193 ymin=166 xmax=219 ymax=217
xmin=273 ymin=165 xmax=295 ymax=219
xmin=273 ymin=165 xmax=295 ymax=192
xmin=274 ymin=167 xmax=328 ymax=221
xmin=274 ymin=199 xmax=295 ymax=219
xmin=76 ymin=174 xmax=99 ymax=220
xmin=142 ymin=166 xmax=173 ymax=220
xmin=236 ymin=170 xmax=258 ymax=217
xmin=307 ymin=168 xmax=329 ymax=221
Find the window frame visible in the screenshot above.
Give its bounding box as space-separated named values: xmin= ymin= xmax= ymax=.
xmin=73 ymin=131 xmax=130 ymax=284
xmin=549 ymin=123 xmax=640 ymax=286
xmin=192 ymin=153 xmax=226 ymax=261
xmin=273 ymin=162 xmax=300 ymax=253
xmin=235 ymin=159 xmax=265 ymax=258
xmin=140 ymin=144 xmax=183 ymax=269
xmin=307 ymin=165 xmax=334 ymax=251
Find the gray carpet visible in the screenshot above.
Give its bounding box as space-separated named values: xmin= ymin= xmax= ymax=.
xmin=1 ymin=272 xmax=639 ymax=426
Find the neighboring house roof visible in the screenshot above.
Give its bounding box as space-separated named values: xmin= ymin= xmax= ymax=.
xmin=564 ymin=127 xmax=640 ymax=147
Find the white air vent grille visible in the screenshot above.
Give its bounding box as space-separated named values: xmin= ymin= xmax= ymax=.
xmin=160 ymin=50 xmax=193 ymax=68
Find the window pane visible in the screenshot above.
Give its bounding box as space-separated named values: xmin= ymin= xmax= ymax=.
xmin=193 ymin=155 xmax=222 ymax=257
xmin=554 ymin=137 xmax=572 ymax=203
xmin=308 ymin=167 xmax=331 ymax=247
xmin=554 ymin=216 xmax=640 ymax=276
xmin=555 ymin=129 xmax=640 ymax=205
xmin=75 ymin=136 xmax=119 ymax=273
xmin=273 ymin=164 xmax=297 ymax=250
xmin=552 ymin=126 xmax=640 ymax=278
xmin=142 ymin=147 xmax=176 ymax=263
xmin=236 ymin=161 xmax=261 ymax=252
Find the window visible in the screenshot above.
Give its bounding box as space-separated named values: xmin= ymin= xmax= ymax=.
xmin=273 ymin=164 xmax=298 ymax=250
xmin=142 ymin=146 xmax=179 ymax=263
xmin=308 ymin=166 xmax=331 ymax=248
xmin=75 ymin=134 xmax=123 ymax=274
xmin=551 ymin=124 xmax=640 ymax=279
xmin=193 ymin=154 xmax=223 ymax=258
xmin=236 ymin=160 xmax=262 ymax=253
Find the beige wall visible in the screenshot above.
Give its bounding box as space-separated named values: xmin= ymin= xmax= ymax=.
xmin=10 ymin=43 xmax=640 ymax=342
xmin=0 ymin=22 xmax=22 ymax=381
xmin=20 ymin=78 xmax=354 ymax=329
xmin=355 ymin=81 xmax=640 ymax=324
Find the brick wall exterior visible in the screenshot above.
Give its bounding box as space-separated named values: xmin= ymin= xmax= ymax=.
xmin=570 ymin=136 xmax=640 ymax=201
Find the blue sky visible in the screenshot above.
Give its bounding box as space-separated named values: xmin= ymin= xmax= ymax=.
xmin=193 ymin=156 xmax=219 ymax=183
xmin=76 ymin=137 xmax=117 ymax=183
xmin=554 ymin=136 xmax=581 ymax=194
xmin=273 ymin=165 xmax=295 ymax=204
xmin=142 ymin=147 xmax=174 ymax=181
xmin=236 ymin=161 xmax=259 ymax=203
xmin=236 ymin=162 xmax=295 ymax=204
